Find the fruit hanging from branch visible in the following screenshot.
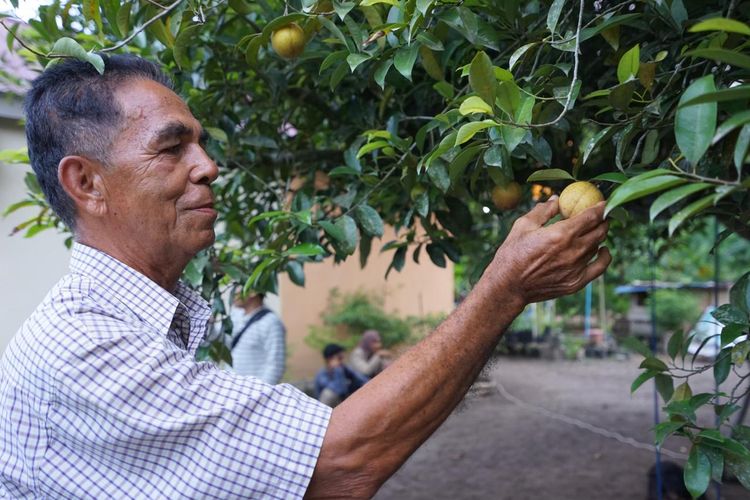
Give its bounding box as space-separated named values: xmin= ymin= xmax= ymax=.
xmin=271 ymin=23 xmax=306 ymax=59
xmin=558 ymin=181 xmax=604 ymax=219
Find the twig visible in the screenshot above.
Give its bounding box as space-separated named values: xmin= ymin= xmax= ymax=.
xmin=100 ymin=0 xmax=183 ymax=53
xmin=0 ymin=20 xmax=47 ymax=58
xmin=528 ymin=0 xmax=584 ymax=128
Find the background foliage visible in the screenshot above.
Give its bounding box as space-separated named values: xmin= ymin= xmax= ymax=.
xmin=2 ymin=0 xmax=750 ymax=496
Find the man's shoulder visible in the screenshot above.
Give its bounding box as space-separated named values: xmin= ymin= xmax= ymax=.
xmin=13 ymin=273 xmax=142 ymax=359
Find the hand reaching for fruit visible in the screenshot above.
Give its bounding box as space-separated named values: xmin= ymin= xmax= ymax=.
xmin=482 ymin=196 xmax=611 ymax=306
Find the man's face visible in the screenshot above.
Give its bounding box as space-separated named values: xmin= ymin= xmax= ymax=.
xmin=100 ymin=79 xmax=218 ymax=266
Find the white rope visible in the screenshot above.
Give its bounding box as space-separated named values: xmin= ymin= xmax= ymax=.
xmin=494 ymin=379 xmax=689 ymax=460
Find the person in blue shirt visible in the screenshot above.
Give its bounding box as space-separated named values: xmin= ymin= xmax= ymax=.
xmin=315 ymin=344 xmax=369 ymax=408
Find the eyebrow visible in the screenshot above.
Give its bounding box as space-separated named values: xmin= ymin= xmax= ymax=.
xmin=152 ymin=121 xmax=207 ymax=145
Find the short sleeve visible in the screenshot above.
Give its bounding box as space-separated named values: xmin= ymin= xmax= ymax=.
xmin=44 ymin=327 xmax=331 ymax=499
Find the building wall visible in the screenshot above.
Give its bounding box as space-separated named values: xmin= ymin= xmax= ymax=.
xmin=279 ymin=227 xmax=455 ymax=380
xmin=0 ymin=116 xmax=71 ymax=353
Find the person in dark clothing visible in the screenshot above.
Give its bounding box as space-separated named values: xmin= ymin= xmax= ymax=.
xmin=315 ymin=344 xmax=368 ymax=408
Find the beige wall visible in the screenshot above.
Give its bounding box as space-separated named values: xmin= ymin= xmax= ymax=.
xmin=279 ymin=227 xmax=455 ymax=380
xmin=0 ymin=116 xmax=71 ymax=353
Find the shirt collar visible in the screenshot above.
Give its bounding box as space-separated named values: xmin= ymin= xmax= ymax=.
xmin=69 ymin=242 xmax=212 ymax=350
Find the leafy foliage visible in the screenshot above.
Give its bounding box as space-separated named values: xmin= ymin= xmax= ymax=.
xmin=304 ymin=288 xmax=413 ymax=350
xmin=1 ymin=1 xmax=750 ymax=494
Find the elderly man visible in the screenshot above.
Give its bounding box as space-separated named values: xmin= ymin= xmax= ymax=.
xmin=0 ymin=55 xmax=610 ymax=498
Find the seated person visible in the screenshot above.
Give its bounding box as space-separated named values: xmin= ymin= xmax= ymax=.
xmin=349 ymin=329 xmax=392 ymax=378
xmin=315 ymin=344 xmax=368 ymax=408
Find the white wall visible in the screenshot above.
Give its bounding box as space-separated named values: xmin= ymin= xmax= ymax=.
xmin=0 ymin=115 xmax=70 ymax=352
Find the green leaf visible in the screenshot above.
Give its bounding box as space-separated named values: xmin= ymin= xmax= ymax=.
xmin=357 ymin=140 xmax=389 ymax=158
xmin=455 ymin=119 xmax=498 ymax=146
xmin=320 ymin=50 xmax=347 ymax=74
xmin=690 ymin=17 xmax=750 ymax=36
xmin=547 ymin=0 xmax=566 ymax=35
xmin=713 ymin=110 xmax=750 ymax=145
xmin=680 ymin=84 xmax=750 ymax=107
xmin=263 ymin=14 xmax=307 ymax=36
xmin=675 ymin=75 xmax=717 ymax=165
xmin=654 ymin=421 xmax=684 ymax=446
xmin=469 ymin=51 xmax=496 ymax=112
xmin=617 ymin=44 xmax=640 ymax=84
xmin=416 ymin=0 xmax=433 ymax=17
xmin=684 ymin=445 xmax=712 ymax=499
xmin=654 ymin=374 xmax=674 ymax=403
xmin=433 ymin=80 xmax=454 ymax=100
xmin=684 ymin=48 xmax=750 ymax=70
xmin=726 ymin=448 xmax=750 ymax=489
xmin=713 ymin=304 xmax=748 ymax=325
xmin=672 ymin=381 xmax=693 ymax=402
xmin=353 ymin=205 xmax=384 ymax=237
xmin=244 ymin=35 xmax=264 ymax=66
xmin=496 ymin=81 xmax=521 ymax=118
xmin=714 ymin=350 xmax=732 ymax=385
xmin=173 ymin=24 xmax=201 ymax=70
xmin=526 ymin=169 xmax=574 ymax=182
xmin=82 ymin=0 xmax=103 ymax=33
xmin=622 ymin=336 xmax=652 ymax=358
xmin=730 ymin=272 xmax=750 ymax=314
xmin=318 ymin=15 xmax=352 ymax=52
xmin=589 ymin=172 xmax=627 ymax=184
xmin=286 ymin=260 xmax=305 ymax=286
xmin=116 ymin=1 xmax=132 ymax=35
xmin=581 ymin=127 xmax=614 ymax=165
xmin=49 ymin=37 xmax=104 ymax=74
xmin=374 ymin=58 xmax=393 ymax=89
xmin=360 ymin=0 xmax=399 ymax=6
xmin=631 ymin=370 xmax=656 ymax=393
xmin=639 ymin=357 xmax=668 ymax=372
xmin=509 ymin=43 xmax=536 ymax=71
xmin=394 ymin=42 xmax=420 ymax=81
xmin=721 ymin=324 xmax=746 ymax=348
xmin=286 ymin=243 xmax=326 ymax=257
xmin=205 ymin=127 xmax=228 ymax=143
xmin=346 ymin=52 xmax=371 ymax=72
xmin=427 ymin=160 xmax=450 ymax=193
xmin=734 ymin=124 xmax=750 ymax=176
xmin=385 ymin=245 xmax=407 ymax=278
xmin=426 ymin=243 xmax=446 ymax=268
xmin=649 ymin=183 xmax=712 ymax=222
xmin=605 ymin=175 xmax=687 ymax=217
xmin=667 ymin=331 xmax=684 ymax=360
xmin=668 ymin=194 xmax=714 ymax=236
xmin=459 ymin=96 xmax=493 ymax=116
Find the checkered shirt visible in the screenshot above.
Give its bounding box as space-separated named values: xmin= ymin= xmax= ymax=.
xmin=0 ymin=243 xmax=331 ymax=498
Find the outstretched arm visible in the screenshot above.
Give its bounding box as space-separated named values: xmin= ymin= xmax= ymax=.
xmin=305 ymin=198 xmax=611 ymax=498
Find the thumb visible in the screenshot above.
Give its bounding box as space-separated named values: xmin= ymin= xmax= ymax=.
xmin=522 ymin=195 xmax=559 ymax=227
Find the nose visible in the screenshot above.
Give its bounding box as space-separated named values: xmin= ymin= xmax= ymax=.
xmin=189 ymin=145 xmax=219 ymax=186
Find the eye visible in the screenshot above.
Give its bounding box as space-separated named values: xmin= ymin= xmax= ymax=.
xmin=162 ymin=143 xmax=183 ymax=155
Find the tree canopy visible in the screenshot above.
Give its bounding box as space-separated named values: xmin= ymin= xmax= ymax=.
xmin=2 ymin=0 xmax=750 ymax=495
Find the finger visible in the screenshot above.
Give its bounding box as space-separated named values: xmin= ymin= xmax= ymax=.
xmin=521 ymin=195 xmax=560 ymax=228
xmin=559 ymin=201 xmax=606 ymax=236
xmin=580 ymin=247 xmax=612 ymax=284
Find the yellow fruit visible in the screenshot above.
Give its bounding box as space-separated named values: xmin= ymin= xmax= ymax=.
xmin=558 ymin=181 xmax=604 ymax=219
xmin=271 ymin=23 xmax=306 ymax=59
xmin=491 ymin=182 xmax=523 ymax=210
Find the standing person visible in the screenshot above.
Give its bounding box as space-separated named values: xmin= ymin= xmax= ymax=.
xmin=229 ymin=292 xmax=286 ymax=384
xmin=314 ymin=343 xmax=368 ymax=408
xmin=1 ymin=54 xmax=610 ymax=498
xmin=350 ymin=329 xmax=392 ymax=378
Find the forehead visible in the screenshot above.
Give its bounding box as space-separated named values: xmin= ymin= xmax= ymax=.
xmin=114 ymin=78 xmax=198 ymax=134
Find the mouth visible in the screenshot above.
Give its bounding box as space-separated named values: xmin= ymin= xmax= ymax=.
xmin=190 ymin=201 xmax=217 ymax=217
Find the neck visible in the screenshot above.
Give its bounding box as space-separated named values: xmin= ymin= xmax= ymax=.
xmin=76 ymin=231 xmax=189 ymax=292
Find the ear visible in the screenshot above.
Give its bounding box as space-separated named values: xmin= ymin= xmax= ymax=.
xmin=58 ymin=156 xmax=108 ymax=217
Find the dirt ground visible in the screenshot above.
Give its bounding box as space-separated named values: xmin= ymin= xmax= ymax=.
xmin=374 ymin=357 xmax=749 ymax=500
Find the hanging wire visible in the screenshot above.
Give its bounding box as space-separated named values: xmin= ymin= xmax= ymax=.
xmin=648 ymin=229 xmax=663 ymax=500
xmin=713 ymin=217 xmax=722 ymax=500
